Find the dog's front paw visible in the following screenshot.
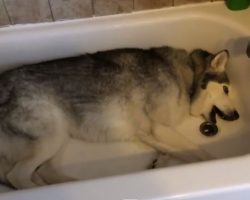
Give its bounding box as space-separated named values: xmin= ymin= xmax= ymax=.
xmin=150 ymin=153 xmax=185 ymax=169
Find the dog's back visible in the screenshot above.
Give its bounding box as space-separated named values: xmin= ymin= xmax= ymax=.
xmin=0 ymin=46 xmax=191 ymax=135
xmin=0 ymin=46 xmax=194 ymax=188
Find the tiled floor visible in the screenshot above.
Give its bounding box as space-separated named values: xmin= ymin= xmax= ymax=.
xmin=4 ymin=0 xmax=53 ymax=24
xmin=0 ymin=0 xmax=222 ymax=26
xmin=0 ymin=0 xmax=10 ymax=26
xmin=134 ymin=0 xmax=173 ymax=11
xmin=50 ymin=0 xmax=93 ymax=20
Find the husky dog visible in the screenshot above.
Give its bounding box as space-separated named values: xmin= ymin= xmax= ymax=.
xmin=0 ymin=46 xmax=239 ymax=189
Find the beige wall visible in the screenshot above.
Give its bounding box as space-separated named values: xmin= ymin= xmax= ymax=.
xmin=0 ymin=0 xmax=223 ymax=27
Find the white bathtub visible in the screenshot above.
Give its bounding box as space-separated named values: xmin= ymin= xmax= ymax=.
xmin=0 ymin=2 xmax=250 ymax=199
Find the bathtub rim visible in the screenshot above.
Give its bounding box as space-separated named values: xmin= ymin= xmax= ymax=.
xmin=1 ymin=154 xmax=250 ymax=200
xmin=0 ymin=2 xmax=250 ymax=199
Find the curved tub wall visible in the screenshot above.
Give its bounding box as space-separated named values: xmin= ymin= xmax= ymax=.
xmin=0 ymin=2 xmax=250 ymax=199
xmin=0 ymin=3 xmax=249 ymax=69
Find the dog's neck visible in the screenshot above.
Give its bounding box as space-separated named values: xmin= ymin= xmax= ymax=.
xmin=173 ymin=54 xmax=196 ymax=101
xmin=188 ymin=57 xmax=202 ymax=101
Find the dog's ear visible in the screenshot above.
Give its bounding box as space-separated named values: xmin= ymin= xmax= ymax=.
xmin=210 ymin=50 xmax=229 ymax=72
xmin=190 ymin=49 xmax=211 ymax=75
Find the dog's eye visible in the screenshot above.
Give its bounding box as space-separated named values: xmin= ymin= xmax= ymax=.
xmin=223 ymin=85 xmax=229 ymax=95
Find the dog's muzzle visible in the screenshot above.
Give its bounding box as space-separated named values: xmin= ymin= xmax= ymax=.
xmin=213 ymin=106 xmax=240 ymax=121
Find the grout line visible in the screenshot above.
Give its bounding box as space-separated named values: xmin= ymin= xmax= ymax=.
xmin=173 ymin=0 xmax=214 ymax=6
xmin=48 ymin=0 xmax=55 ymax=21
xmin=2 ymin=0 xmax=13 ymax=25
xmin=91 ymin=0 xmax=95 ymax=17
xmin=132 ymin=0 xmax=135 ymax=11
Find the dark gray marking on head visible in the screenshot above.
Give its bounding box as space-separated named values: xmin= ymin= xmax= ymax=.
xmin=189 ymin=49 xmax=214 ymax=99
xmin=190 ymin=49 xmax=212 ymax=75
xmin=201 ymin=72 xmax=229 ymax=89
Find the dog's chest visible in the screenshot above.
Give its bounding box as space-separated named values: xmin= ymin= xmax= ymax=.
xmin=147 ymin=84 xmax=190 ymax=126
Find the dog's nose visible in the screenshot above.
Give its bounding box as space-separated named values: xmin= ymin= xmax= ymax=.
xmin=214 ymin=106 xmax=240 ymax=121
xmin=223 ymin=110 xmax=240 ymax=121
xmin=232 ymin=110 xmax=240 ymax=120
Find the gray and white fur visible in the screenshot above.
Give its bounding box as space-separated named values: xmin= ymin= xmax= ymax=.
xmin=0 ymin=46 xmax=239 ymax=189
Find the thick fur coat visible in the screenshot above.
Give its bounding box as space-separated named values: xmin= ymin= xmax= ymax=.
xmin=0 ymin=46 xmax=238 ymax=188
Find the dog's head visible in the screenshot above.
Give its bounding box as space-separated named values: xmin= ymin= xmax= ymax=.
xmin=190 ymin=49 xmax=239 ymax=121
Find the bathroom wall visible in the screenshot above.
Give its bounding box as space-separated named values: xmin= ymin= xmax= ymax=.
xmin=0 ymin=0 xmax=223 ymax=27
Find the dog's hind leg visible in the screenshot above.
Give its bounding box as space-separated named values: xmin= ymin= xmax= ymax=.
xmin=4 ymin=96 xmax=70 ymax=189
xmin=7 ymin=130 xmax=68 ymax=189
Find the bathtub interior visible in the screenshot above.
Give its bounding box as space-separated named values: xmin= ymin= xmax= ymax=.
xmin=0 ymin=3 xmax=250 ymax=190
